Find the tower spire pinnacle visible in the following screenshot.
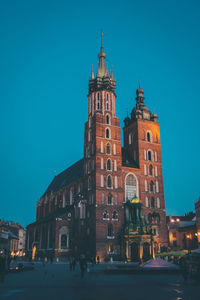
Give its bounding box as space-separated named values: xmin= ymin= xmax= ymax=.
xmin=97 ymin=32 xmax=106 ymax=77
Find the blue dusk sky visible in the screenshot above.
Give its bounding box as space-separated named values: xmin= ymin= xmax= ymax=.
xmin=0 ymin=0 xmax=199 ymax=228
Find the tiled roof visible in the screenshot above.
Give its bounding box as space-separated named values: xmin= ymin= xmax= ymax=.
xmin=44 ymin=158 xmax=84 ymax=196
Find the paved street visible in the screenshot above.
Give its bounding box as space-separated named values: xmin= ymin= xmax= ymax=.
xmin=0 ymin=262 xmax=199 ymax=300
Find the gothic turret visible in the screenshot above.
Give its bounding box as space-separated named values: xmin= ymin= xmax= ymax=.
xmin=89 ymin=33 xmax=116 ymax=94
xmin=129 ymin=82 xmax=158 ymax=122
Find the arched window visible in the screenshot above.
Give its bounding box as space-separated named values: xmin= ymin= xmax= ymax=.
xmin=151 ymin=197 xmax=155 ymax=208
xmin=106 ymin=114 xmax=110 ymax=124
xmin=106 ymin=94 xmax=110 ymax=110
xmin=108 ymin=224 xmax=113 ymax=237
xmin=106 ymin=143 xmax=111 ymax=154
xmin=147 ymin=132 xmax=151 ymax=142
xmin=108 ymin=193 xmax=112 ymax=205
xmin=149 ymin=165 xmax=153 ymax=176
xmin=125 ymin=174 xmax=137 ymax=201
xmin=112 ymin=211 xmax=117 ymax=219
xmin=61 ymin=234 xmax=67 ymax=249
xmin=103 ymin=210 xmax=108 ymax=219
xmin=107 ymin=159 xmax=111 ymax=170
xmin=97 ymin=99 xmax=100 ymax=110
xmin=150 ymin=181 xmax=154 ymax=193
xmin=106 ymin=128 xmax=110 ymax=139
xmin=107 ymin=175 xmax=112 ymax=188
xmin=148 ymin=151 xmax=152 ymax=161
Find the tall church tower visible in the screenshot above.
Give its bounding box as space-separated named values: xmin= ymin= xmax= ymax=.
xmin=123 ymin=84 xmax=168 ymax=250
xmin=84 ymin=34 xmax=124 ymax=259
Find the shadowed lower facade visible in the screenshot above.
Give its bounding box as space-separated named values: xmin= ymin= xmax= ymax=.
xmin=26 ymin=35 xmax=168 ymax=262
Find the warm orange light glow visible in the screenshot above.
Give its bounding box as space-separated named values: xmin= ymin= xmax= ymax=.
xmin=32 ymin=246 xmax=37 ymax=260
xmin=176 ymin=218 xmax=180 ymax=222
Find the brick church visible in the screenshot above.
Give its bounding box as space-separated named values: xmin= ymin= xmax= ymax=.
xmin=26 ymin=35 xmax=168 ymax=262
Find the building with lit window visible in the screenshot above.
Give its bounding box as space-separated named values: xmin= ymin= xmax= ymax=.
xmin=26 ymin=35 xmax=168 ymax=261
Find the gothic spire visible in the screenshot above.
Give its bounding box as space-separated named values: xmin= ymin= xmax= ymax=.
xmin=97 ymin=33 xmax=107 ymax=77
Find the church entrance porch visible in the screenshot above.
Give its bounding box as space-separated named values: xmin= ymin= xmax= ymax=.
xmin=124 ymin=234 xmax=153 ymax=262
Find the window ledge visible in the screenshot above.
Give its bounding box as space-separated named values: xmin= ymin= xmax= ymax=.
xmin=103 ymin=218 xmax=109 ymax=221
xmin=107 ymin=236 xmax=115 ymax=239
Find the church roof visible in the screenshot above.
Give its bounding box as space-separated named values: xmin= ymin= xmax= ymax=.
xmin=44 ymin=158 xmax=84 ymax=196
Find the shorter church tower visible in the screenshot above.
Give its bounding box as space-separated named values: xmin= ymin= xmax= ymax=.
xmin=123 ymin=83 xmax=168 ymax=252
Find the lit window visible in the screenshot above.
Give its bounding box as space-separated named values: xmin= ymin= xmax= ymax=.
xmin=125 ymin=174 xmax=137 ymax=201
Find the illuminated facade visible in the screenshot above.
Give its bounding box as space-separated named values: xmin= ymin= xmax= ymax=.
xmin=26 ymin=35 xmax=168 ymax=261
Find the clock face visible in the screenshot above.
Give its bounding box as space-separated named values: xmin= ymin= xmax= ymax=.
xmin=143 ymin=111 xmax=150 ymax=120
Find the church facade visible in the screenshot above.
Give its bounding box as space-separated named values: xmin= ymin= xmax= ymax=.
xmin=26 ymin=35 xmax=168 ymax=262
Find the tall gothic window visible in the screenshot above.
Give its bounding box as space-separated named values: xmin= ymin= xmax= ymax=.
xmin=106 ymin=128 xmax=110 ymax=139
xmin=108 ymin=193 xmax=112 ymax=205
xmin=125 ymin=174 xmax=137 ymax=201
xmin=61 ymin=234 xmax=67 ymax=249
xmin=107 ymin=175 xmax=112 ymax=188
xmin=107 ymin=159 xmax=111 ymax=170
xmin=150 ymin=181 xmax=154 ymax=193
xmin=112 ymin=211 xmax=117 ymax=219
xmin=108 ymin=224 xmax=113 ymax=237
xmin=151 ymin=197 xmax=155 ymax=208
xmin=149 ymin=165 xmax=153 ymax=176
xmin=106 ymin=114 xmax=110 ymax=124
xmin=147 ymin=132 xmax=151 ymax=142
xmin=106 ymin=94 xmax=110 ymax=110
xmin=106 ymin=143 xmax=111 ymax=154
xmin=148 ymin=151 xmax=152 ymax=161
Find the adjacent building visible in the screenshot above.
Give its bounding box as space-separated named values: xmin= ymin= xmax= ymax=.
xmin=0 ymin=220 xmax=26 ymax=255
